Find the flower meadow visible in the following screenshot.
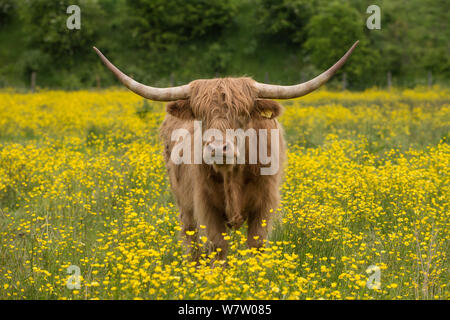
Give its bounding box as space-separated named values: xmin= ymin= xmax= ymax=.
xmin=0 ymin=87 xmax=448 ymax=300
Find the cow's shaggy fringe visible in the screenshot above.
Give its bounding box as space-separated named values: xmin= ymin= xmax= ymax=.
xmin=189 ymin=77 xmax=257 ymax=131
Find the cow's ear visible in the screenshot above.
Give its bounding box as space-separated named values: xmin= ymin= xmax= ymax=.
xmin=166 ymin=100 xmax=194 ymax=120
xmin=253 ymin=99 xmax=282 ymax=120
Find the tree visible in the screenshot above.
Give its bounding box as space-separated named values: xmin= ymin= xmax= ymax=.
xmin=380 ymin=0 xmax=449 ymax=84
xmin=304 ymin=1 xmax=380 ymax=88
xmin=0 ymin=0 xmax=15 ymax=26
xmin=122 ymin=0 xmax=237 ymax=83
xmin=257 ymin=0 xmax=318 ymax=46
xmin=126 ymin=0 xmax=236 ymax=51
xmin=17 ymin=0 xmax=105 ymax=88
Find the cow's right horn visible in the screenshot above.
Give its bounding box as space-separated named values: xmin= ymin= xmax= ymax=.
xmin=93 ymin=47 xmax=190 ymax=101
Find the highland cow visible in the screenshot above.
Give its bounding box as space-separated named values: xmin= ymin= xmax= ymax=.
xmin=94 ymin=41 xmax=358 ymax=261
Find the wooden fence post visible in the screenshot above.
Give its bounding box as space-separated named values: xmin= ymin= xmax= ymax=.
xmin=342 ymin=72 xmax=347 ymax=91
xmin=387 ymin=71 xmax=392 ymax=91
xmin=31 ymin=72 xmax=36 ymax=93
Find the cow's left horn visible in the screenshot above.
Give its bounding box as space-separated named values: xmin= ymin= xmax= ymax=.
xmin=254 ymin=41 xmax=359 ymax=99
xmin=93 ymin=47 xmax=190 ymax=101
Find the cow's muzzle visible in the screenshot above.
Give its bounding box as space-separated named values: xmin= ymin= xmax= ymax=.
xmin=204 ymin=140 xmax=239 ymax=165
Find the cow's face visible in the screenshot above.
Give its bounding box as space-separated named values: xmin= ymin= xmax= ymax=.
xmin=166 ymin=78 xmax=282 ymax=168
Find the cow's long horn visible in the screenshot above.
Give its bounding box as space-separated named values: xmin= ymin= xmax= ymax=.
xmin=254 ymin=41 xmax=359 ymax=99
xmin=93 ymin=47 xmax=190 ymax=101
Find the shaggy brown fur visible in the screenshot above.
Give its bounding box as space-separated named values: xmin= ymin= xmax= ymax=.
xmin=159 ymin=77 xmax=286 ymax=261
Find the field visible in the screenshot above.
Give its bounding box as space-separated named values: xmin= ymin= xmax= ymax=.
xmin=0 ymin=87 xmax=448 ymax=300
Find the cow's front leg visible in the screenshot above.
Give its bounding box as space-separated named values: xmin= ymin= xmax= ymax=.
xmin=247 ymin=212 xmax=270 ymax=249
xmin=194 ymin=190 xmax=229 ymax=261
xmin=199 ymin=205 xmax=229 ymax=261
xmin=247 ymin=186 xmax=279 ymax=249
xmin=180 ymin=208 xmax=200 ymax=262
xmin=223 ymin=170 xmax=245 ymax=229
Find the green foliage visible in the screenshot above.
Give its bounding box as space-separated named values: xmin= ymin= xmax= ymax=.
xmin=0 ymin=0 xmax=448 ymax=89
xmin=304 ymin=1 xmax=380 ymax=88
xmin=15 ymin=0 xmax=105 ymax=87
xmin=379 ymin=0 xmax=450 ymax=85
xmin=257 ymin=0 xmax=320 ymax=45
xmin=119 ymin=0 xmax=237 ymax=83
xmin=126 ymin=0 xmax=236 ymax=51
xmin=0 ymin=0 xmax=15 ymax=25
